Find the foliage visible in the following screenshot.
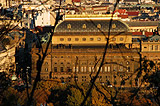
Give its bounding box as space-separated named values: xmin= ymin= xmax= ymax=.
xmin=1 ymin=87 xmax=20 ymax=106
xmin=119 ymin=91 xmax=152 ymax=106
xmin=0 ymin=72 xmax=11 ymax=104
xmin=0 ymin=72 xmax=11 ymax=92
xmin=47 ymin=84 xmax=69 ymax=106
xmin=92 ymin=85 xmax=110 ymax=106
xmin=66 ymin=87 xmax=85 ymax=106
xmin=133 ymin=58 xmax=160 ymax=105
xmin=46 ymin=82 xmax=91 ymax=106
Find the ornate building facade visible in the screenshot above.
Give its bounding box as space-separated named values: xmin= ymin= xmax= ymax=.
xmin=31 ymin=15 xmax=141 ymax=87
xmin=141 ymin=34 xmax=160 ymax=69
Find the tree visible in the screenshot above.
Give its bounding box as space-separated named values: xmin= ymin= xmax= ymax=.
xmin=119 ymin=91 xmax=152 ymax=106
xmin=92 ymin=85 xmax=110 ymax=106
xmin=66 ymin=87 xmax=85 ymax=106
xmin=0 ymin=72 xmax=11 ymax=104
xmin=2 ymin=0 xmax=160 ymax=106
xmin=1 ymin=87 xmax=20 ymax=106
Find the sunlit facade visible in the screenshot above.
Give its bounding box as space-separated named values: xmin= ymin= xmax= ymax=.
xmin=31 ymin=15 xmax=141 ymax=87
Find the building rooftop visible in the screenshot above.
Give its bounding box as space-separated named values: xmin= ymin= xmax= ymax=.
xmin=124 ymin=0 xmax=138 ymax=2
xmin=147 ymin=34 xmax=160 ymax=41
xmin=55 ymin=17 xmax=129 ymax=35
xmin=126 ymin=21 xmax=159 ymax=27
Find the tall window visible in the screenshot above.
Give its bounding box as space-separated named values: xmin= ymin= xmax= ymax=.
xmin=155 ymin=45 xmax=158 ymax=50
xmin=100 ymin=67 xmax=102 ymax=72
xmin=84 ymin=67 xmax=86 ymax=72
xmin=89 ymin=67 xmax=91 ymax=72
xmin=97 ymin=67 xmax=99 ymax=72
xmin=92 ymin=67 xmax=94 ymax=72
xmin=60 ymin=67 xmax=63 ymax=72
xmin=73 ymin=67 xmax=75 ymax=72
xmin=108 ymin=66 xmax=110 ymax=72
xmin=67 ymin=67 xmax=71 ymax=72
xmin=113 ymin=65 xmax=117 ymax=71
xmin=149 ymin=45 xmax=153 ymax=50
xmin=81 ymin=67 xmax=83 ymax=72
xmin=105 ymin=66 xmax=107 ymax=72
xmin=45 ymin=68 xmax=48 ymax=72
xmin=54 ymin=67 xmax=57 ymax=72
xmin=119 ymin=66 xmax=123 ymax=71
xmin=76 ymin=67 xmax=79 ymax=72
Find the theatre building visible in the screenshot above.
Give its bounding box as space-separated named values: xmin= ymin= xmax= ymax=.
xmin=31 ymin=15 xmax=141 ymax=87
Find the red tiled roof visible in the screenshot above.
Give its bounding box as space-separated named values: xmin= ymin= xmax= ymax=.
xmin=72 ymin=0 xmax=81 ymax=2
xmin=118 ymin=14 xmax=128 ymax=18
xmin=126 ymin=11 xmax=139 ymax=16
xmin=114 ymin=9 xmax=126 ymax=14
xmin=132 ymin=32 xmax=142 ymax=35
xmin=145 ymin=32 xmax=153 ymax=37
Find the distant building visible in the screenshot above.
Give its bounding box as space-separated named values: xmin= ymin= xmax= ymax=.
xmin=123 ymin=0 xmax=139 ymax=4
xmin=66 ymin=0 xmax=73 ymax=4
xmin=142 ymin=34 xmax=160 ymax=52
xmin=141 ymin=34 xmax=160 ymax=70
xmin=0 ymin=0 xmax=9 ymax=8
xmin=126 ymin=21 xmax=159 ymax=37
xmin=92 ymin=6 xmax=108 ymax=14
xmin=72 ymin=0 xmax=81 ymax=6
xmin=0 ymin=30 xmax=24 ymax=73
xmin=109 ymin=0 xmax=116 ymax=3
xmin=141 ymin=0 xmax=154 ymax=4
xmin=21 ymin=5 xmax=51 ymax=28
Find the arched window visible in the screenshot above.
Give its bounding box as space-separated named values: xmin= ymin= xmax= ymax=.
xmin=112 ymin=24 xmax=116 ymax=29
xmin=60 ymin=38 xmax=64 ymax=41
xmin=67 ymin=24 xmax=71 ymax=29
xmin=82 ymin=38 xmax=86 ymax=41
xmin=90 ymin=38 xmax=94 ymax=41
xmin=82 ymin=24 xmax=86 ymax=29
xmin=120 ymin=37 xmax=124 ymax=41
xmin=97 ymin=37 xmax=101 ymax=41
xmin=45 ymin=68 xmax=48 ymax=72
xmin=112 ymin=38 xmax=116 ymax=41
xmin=75 ymin=38 xmax=79 ymax=41
xmin=68 ymin=38 xmax=71 ymax=41
xmin=97 ymin=24 xmax=101 ymax=29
